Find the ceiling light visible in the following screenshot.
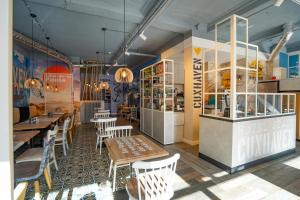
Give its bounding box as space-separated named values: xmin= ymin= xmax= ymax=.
xmin=291 ymin=0 xmax=300 ymax=5
xmin=274 ymin=0 xmax=285 ymax=7
xmin=139 ymin=31 xmax=147 ymax=41
xmin=286 ymin=31 xmax=294 ymax=41
xmin=125 ymin=51 xmax=130 ymax=56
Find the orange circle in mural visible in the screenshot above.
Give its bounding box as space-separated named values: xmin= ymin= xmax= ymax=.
xmin=43 ymin=65 xmax=72 ymax=91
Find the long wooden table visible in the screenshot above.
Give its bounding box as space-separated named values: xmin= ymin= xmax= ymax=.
xmin=13 ymin=130 xmax=40 ymax=151
xmin=105 ymin=135 xmax=169 ymax=191
xmin=13 ymin=114 xmax=63 ymax=131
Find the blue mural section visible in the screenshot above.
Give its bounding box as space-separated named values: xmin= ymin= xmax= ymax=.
xmin=13 ymin=41 xmax=69 ymax=109
xmin=13 ymin=45 xmax=31 ymax=107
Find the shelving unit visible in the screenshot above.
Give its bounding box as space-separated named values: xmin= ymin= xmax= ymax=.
xmin=140 ymin=59 xmax=178 ymax=144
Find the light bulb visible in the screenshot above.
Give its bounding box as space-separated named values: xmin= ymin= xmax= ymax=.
xmin=54 ymin=86 xmax=58 ymax=92
xmin=46 ymin=83 xmax=50 ymax=90
xmin=31 ymin=79 xmax=36 ymax=85
xmin=122 ymin=70 xmax=127 ymax=78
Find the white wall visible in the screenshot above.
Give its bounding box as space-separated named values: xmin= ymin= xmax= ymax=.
xmin=0 ymin=0 xmax=14 ymax=198
xmin=200 ymin=115 xmax=296 ymax=168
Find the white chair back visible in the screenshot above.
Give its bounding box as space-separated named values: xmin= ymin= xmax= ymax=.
xmin=95 ymin=117 xmax=117 ymax=136
xmin=131 ymin=107 xmax=137 ymax=119
xmin=94 ymin=112 xmax=110 ymax=119
xmin=62 ymin=117 xmax=71 ymax=139
xmin=132 ymin=153 xmax=180 ymax=200
xmin=47 ymin=126 xmax=58 ymax=141
xmin=105 ymin=125 xmax=133 ymax=138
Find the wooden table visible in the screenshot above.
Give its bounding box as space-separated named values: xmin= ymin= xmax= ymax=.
xmin=105 ymin=135 xmax=169 ymax=191
xmin=13 ymin=114 xmax=63 ymax=131
xmin=13 ymin=130 xmax=40 ymax=151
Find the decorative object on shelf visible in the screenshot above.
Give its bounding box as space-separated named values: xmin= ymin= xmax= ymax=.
xmin=114 ymin=0 xmax=134 ymax=83
xmin=25 ymin=13 xmax=39 ymax=89
xmin=100 ymin=28 xmax=110 ymax=89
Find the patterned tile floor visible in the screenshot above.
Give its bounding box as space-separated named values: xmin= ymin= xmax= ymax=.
xmin=22 ymin=119 xmax=300 ymax=200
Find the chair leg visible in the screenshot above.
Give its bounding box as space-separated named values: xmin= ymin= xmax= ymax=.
xmin=113 ymin=164 xmax=117 ymax=192
xmin=44 ymin=168 xmax=52 ymax=190
xmin=65 ymin=138 xmax=69 ymax=150
xmin=68 ymin=130 xmax=73 ymax=144
xmin=52 ymin=151 xmax=59 ymax=171
xmin=34 ymin=180 xmax=40 ymax=200
xmin=95 ymin=134 xmax=99 ymax=150
xmin=62 ymin=143 xmax=67 ymax=156
xmin=14 ymin=182 xmax=28 ymax=200
xmin=108 ymin=159 xmax=113 ymax=177
xmin=99 ymin=137 xmax=103 ymax=155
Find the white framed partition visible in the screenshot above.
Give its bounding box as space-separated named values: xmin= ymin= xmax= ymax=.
xmin=202 ymin=15 xmax=296 ymax=120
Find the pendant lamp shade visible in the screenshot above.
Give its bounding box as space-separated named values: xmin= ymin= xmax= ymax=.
xmin=114 ymin=0 xmax=134 ymax=83
xmin=115 ymin=67 xmax=133 ymax=83
xmin=99 ymin=81 xmax=109 ymax=90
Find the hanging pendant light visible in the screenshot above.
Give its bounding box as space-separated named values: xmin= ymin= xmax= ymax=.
xmin=100 ymin=28 xmax=110 ymax=89
xmin=114 ymin=0 xmax=133 ymax=83
xmin=45 ymin=36 xmax=51 ymax=91
xmin=25 ymin=13 xmax=39 ymax=88
xmin=95 ymin=51 xmax=100 ymax=92
xmin=54 ymin=50 xmax=59 ymax=93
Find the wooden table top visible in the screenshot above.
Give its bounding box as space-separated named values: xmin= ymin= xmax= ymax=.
xmin=13 ymin=114 xmax=63 ymax=131
xmin=13 ymin=130 xmax=40 ymax=151
xmin=104 ymin=135 xmax=169 ymax=165
xmin=13 ymin=130 xmax=40 ymax=143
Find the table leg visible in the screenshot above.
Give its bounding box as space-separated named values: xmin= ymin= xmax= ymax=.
xmin=113 ymin=164 xmax=117 ymax=192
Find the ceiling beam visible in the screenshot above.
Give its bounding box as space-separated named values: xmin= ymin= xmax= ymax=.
xmin=249 ymin=25 xmax=283 ymax=43
xmin=110 ymin=0 xmax=173 ymax=64
xmin=287 ymin=41 xmax=300 ymax=52
xmin=207 ymin=0 xmax=273 ymax=32
xmin=27 ymin=0 xmax=143 ymax=24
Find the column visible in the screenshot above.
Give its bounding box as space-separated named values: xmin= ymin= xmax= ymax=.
xmin=0 ymin=0 xmax=14 ymax=198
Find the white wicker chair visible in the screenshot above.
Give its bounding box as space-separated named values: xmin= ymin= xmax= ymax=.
xmin=126 ymin=153 xmax=180 ymax=200
xmin=105 ymin=125 xmax=133 ymax=191
xmin=95 ymin=117 xmax=117 ymax=154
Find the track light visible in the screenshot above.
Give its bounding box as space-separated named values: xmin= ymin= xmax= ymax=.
xmin=139 ymin=31 xmax=147 ymax=41
xmin=125 ymin=51 xmax=130 ymax=56
xmin=274 ymin=0 xmax=285 ymax=7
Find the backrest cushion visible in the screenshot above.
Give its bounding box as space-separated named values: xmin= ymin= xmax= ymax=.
xmin=13 ymin=107 xmax=20 ymax=124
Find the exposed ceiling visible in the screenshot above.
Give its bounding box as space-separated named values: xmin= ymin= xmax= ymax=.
xmin=13 ymin=0 xmax=300 ymax=68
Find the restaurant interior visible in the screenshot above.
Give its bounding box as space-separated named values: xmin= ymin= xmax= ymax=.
xmin=1 ymin=0 xmax=300 ymax=199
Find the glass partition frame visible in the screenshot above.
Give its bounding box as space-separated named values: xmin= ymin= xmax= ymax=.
xmin=203 ymin=15 xmax=296 ymax=120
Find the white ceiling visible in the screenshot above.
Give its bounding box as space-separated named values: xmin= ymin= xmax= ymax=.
xmin=13 ymin=0 xmax=300 ymax=68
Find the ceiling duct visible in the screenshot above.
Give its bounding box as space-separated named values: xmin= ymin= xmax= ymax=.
xmin=268 ymin=23 xmax=294 ymax=62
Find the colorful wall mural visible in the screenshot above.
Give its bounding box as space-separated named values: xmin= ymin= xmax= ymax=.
xmin=13 ymin=41 xmax=72 ymax=114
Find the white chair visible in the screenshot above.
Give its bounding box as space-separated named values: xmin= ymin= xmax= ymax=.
xmin=95 ymin=117 xmax=117 ymax=154
xmin=105 ymin=125 xmax=133 ymax=191
xmin=55 ymin=117 xmax=71 ymax=156
xmin=16 ymin=128 xmax=59 ymax=171
xmin=126 ymin=153 xmax=180 ymax=200
xmin=94 ymin=112 xmax=110 ymax=119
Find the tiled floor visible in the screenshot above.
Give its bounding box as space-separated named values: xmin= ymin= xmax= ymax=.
xmin=22 ymin=119 xmax=300 ymax=200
